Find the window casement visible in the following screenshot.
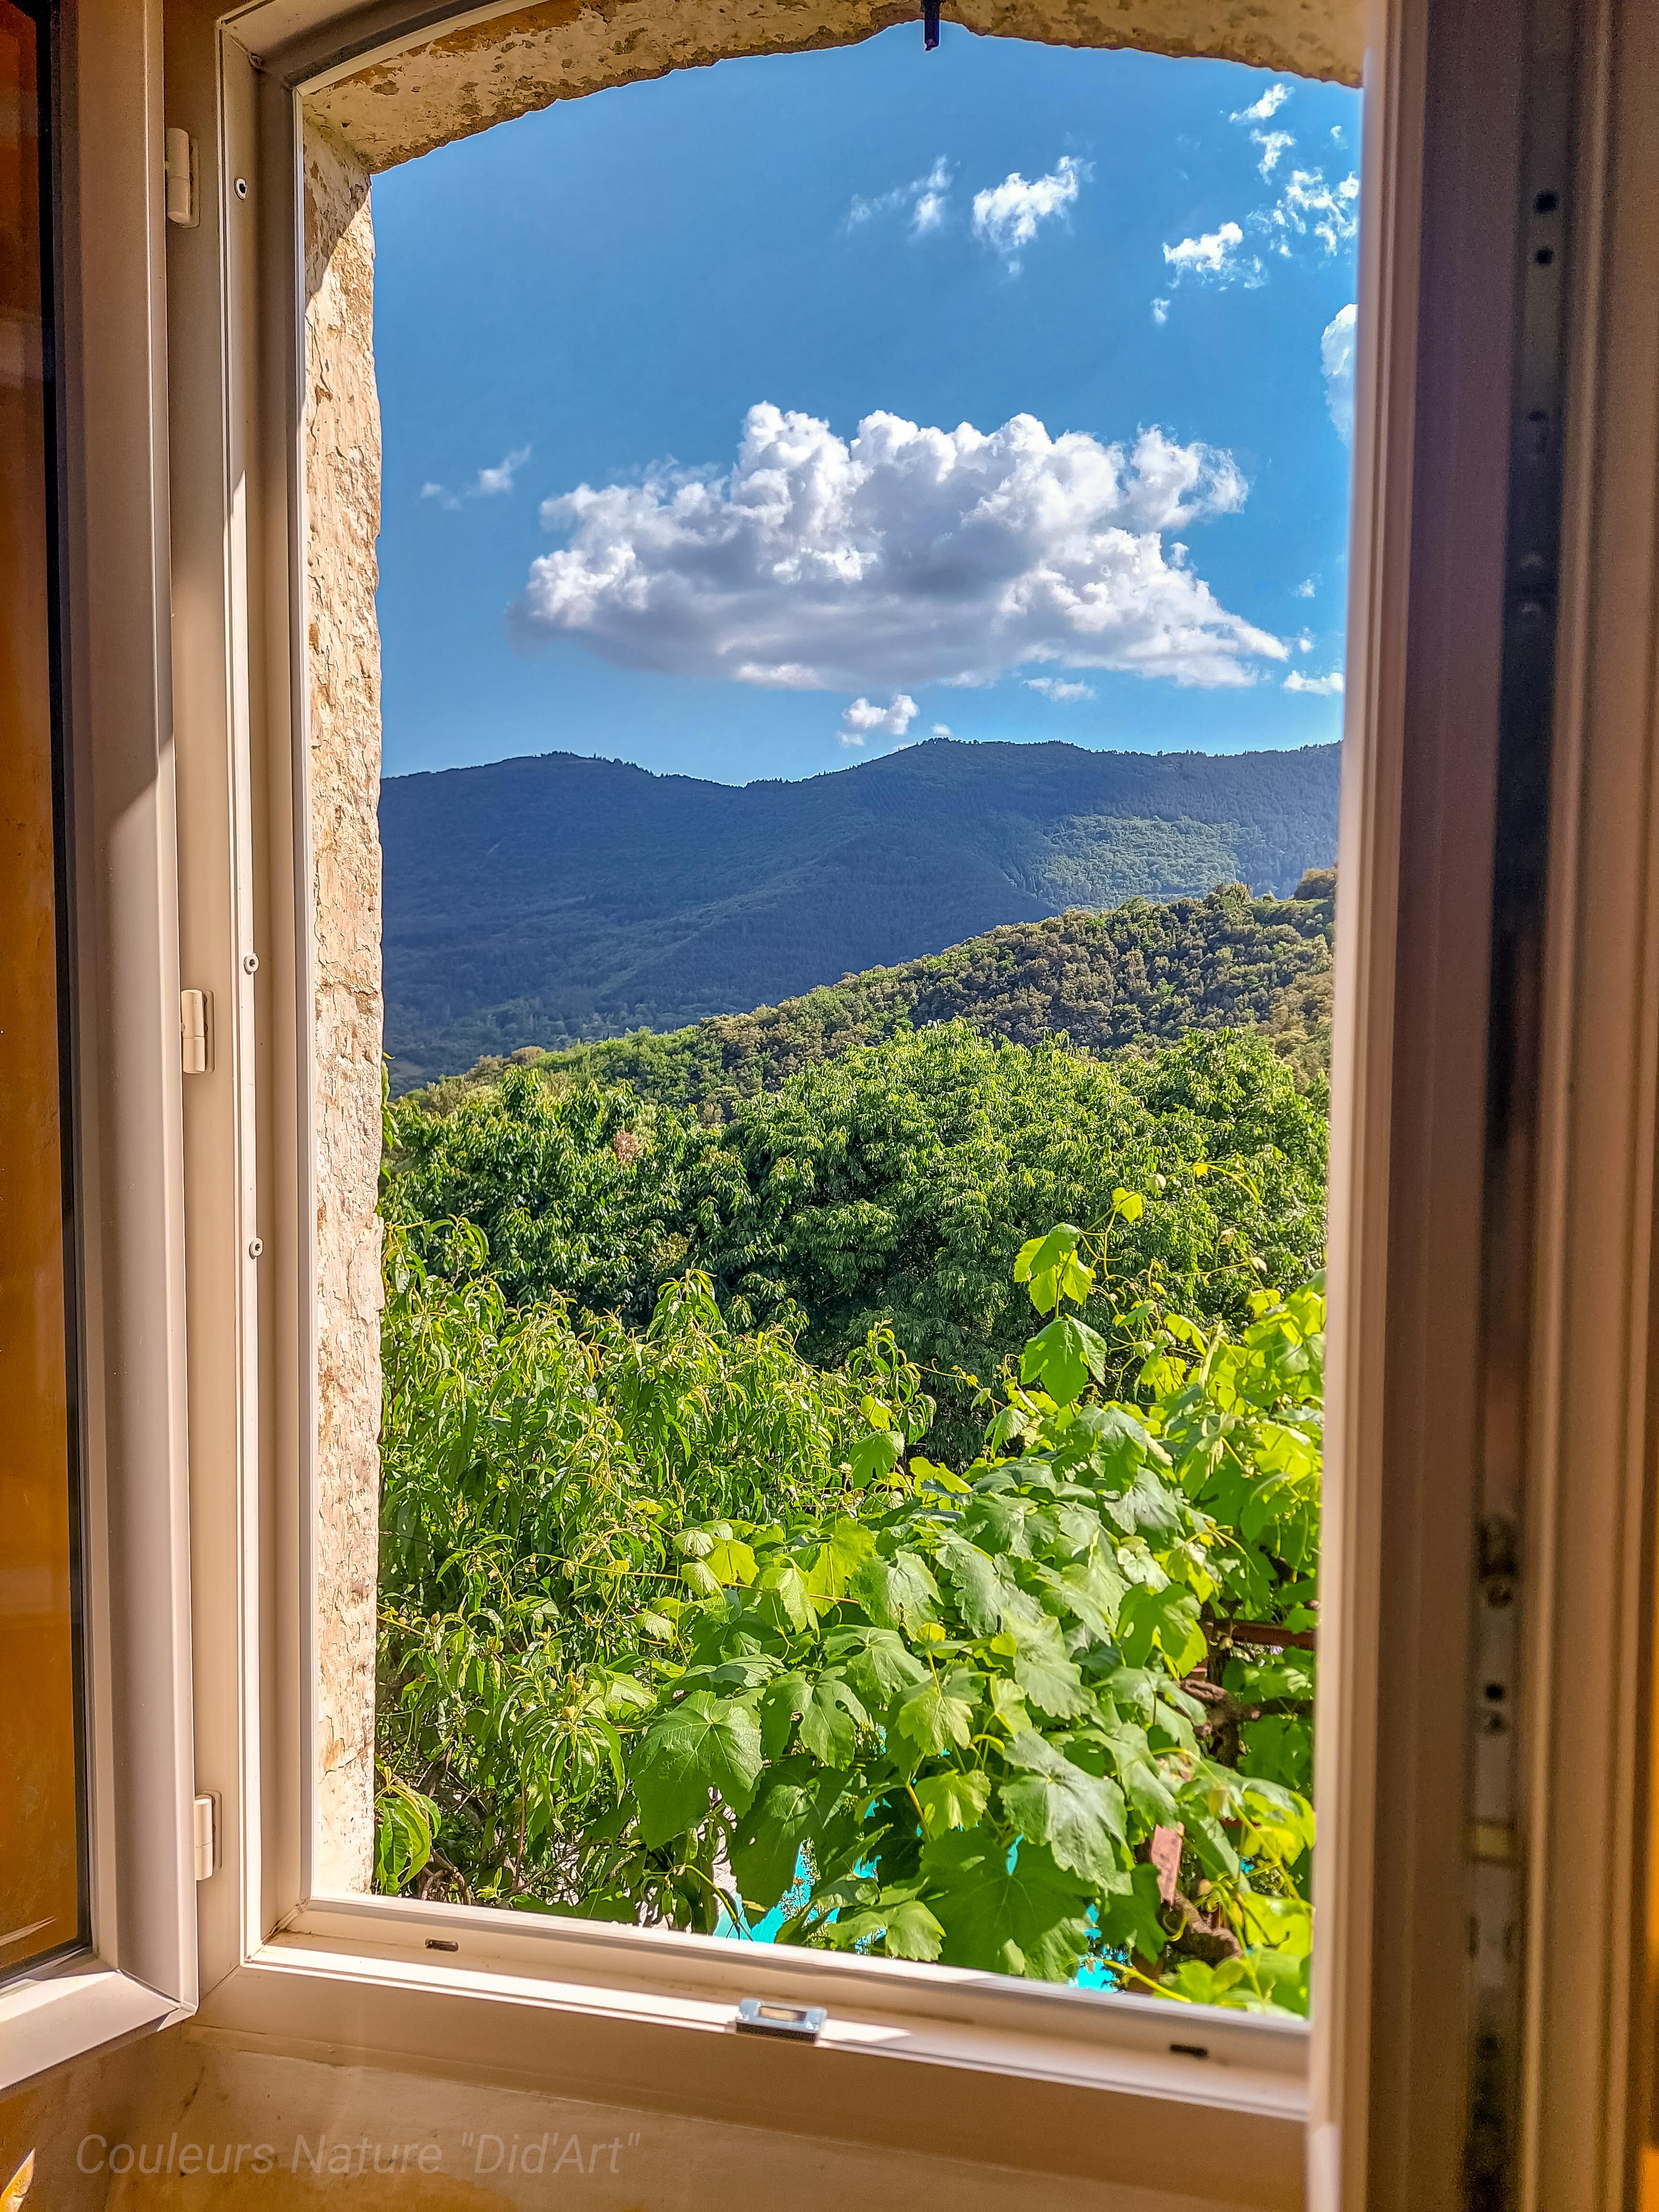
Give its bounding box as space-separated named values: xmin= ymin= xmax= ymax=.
xmin=0 ymin=0 xmax=197 ymax=2094
xmin=9 ymin=0 xmax=1659 ymax=2206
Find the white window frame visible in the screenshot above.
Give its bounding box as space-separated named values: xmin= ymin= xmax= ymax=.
xmin=0 ymin=0 xmax=198 ymax=2092
xmin=11 ymin=0 xmax=1659 ymax=2205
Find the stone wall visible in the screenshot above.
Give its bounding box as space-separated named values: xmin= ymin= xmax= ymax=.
xmin=312 ymin=0 xmax=1360 ymax=173
xmin=303 ymin=112 xmax=383 ymax=1894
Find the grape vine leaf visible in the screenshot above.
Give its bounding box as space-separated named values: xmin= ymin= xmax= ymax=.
xmin=632 ymin=1692 xmax=762 ymax=1848
xmin=914 ymin=1767 xmax=992 ymax=1838
xmin=999 ymin=1729 xmax=1127 ymax=1885
xmin=921 ymin=1831 xmax=1094 ymax=1981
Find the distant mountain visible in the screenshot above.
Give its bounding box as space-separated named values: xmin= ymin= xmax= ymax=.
xmin=381 ymin=737 xmax=1340 ymax=1089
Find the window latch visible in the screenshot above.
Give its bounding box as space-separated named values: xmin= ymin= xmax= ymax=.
xmin=734 ymin=1998 xmax=825 ymax=2042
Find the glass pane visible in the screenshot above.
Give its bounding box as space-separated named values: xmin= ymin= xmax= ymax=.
xmin=0 ymin=0 xmax=85 ymax=1978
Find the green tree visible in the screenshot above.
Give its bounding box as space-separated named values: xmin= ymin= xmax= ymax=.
xmin=383 ymin=1026 xmax=1327 ymax=1446
xmin=382 ymin=1067 xmax=694 ymax=1327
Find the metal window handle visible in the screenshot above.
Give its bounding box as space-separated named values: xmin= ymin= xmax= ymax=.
xmin=734 ymin=1998 xmax=825 ymax=2041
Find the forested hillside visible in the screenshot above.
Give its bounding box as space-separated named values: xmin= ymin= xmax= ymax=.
xmin=385 ymin=1019 xmax=1327 ymax=1446
xmin=378 ymin=1024 xmax=1327 ymax=1991
xmin=382 ymin=739 xmax=1340 ymax=1087
xmin=415 ymin=874 xmax=1336 ymax=1114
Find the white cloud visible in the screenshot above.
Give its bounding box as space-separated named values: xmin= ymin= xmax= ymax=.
xmin=1151 ymin=296 xmax=1171 ymax=325
xmin=1162 ymin=220 xmax=1263 ymax=288
xmin=972 ymin=155 xmax=1090 ymax=270
xmin=477 ymin=446 xmax=532 ymax=496
xmin=519 ymin=402 xmax=1285 ymax=695
xmin=1284 ymin=668 xmax=1344 ymax=695
xmin=930 ymin=722 xmax=953 ymax=737
xmin=1027 ymin=675 xmax=1096 ymax=701
xmin=1163 ymin=166 xmax=1358 ymax=295
xmin=1254 ymin=129 xmax=1294 ymax=177
xmin=1294 ymin=576 xmax=1316 ymax=598
xmin=848 ymin=157 xmax=952 ymax=239
xmin=1261 ymin=168 xmax=1360 ymax=256
xmin=839 ymin=694 xmax=918 ymax=746
xmin=1296 ymin=630 xmax=1314 ymax=652
xmin=1322 ymin=302 xmax=1358 ymax=441
xmin=421 ymin=445 xmax=531 ymax=509
xmin=912 ymin=168 xmax=949 ymax=235
xmin=1232 ymin=83 xmax=1291 ymax=123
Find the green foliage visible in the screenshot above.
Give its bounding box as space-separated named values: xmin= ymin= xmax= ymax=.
xmin=387 ymin=1018 xmax=1327 ymax=1469
xmin=383 ymin=740 xmax=1338 ymax=1089
xmin=411 ymin=879 xmax=1336 ymax=1114
xmin=375 ymin=1209 xmax=1321 ymax=2015
xmin=386 ymin=1023 xmax=1327 ymax=1458
xmin=382 ymin=1069 xmax=692 ymax=1327
xmin=375 ymin=1219 xmax=930 ymax=1904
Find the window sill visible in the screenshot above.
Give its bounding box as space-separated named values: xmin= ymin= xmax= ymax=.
xmin=0 ymin=1956 xmax=187 ymax=2094
xmin=195 ymin=1904 xmax=1306 ymax=2204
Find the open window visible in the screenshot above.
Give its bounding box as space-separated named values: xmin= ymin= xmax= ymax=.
xmin=341 ymin=24 xmax=1354 ymax=2015
xmin=0 ymin=0 xmax=197 ymax=2090
xmin=10 ymin=0 xmax=1659 ymax=2207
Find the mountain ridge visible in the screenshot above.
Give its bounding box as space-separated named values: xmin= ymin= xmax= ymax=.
xmin=382 ymin=736 xmax=1340 ymax=1088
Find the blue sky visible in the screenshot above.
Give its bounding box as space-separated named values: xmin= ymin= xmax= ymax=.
xmin=373 ymin=28 xmax=1360 ymax=785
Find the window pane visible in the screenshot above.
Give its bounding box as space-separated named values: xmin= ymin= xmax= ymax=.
xmin=0 ymin=0 xmax=85 ymax=1978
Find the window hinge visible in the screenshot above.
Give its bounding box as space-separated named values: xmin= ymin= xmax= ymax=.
xmin=164 ymin=127 xmax=199 ymax=229
xmin=180 ymin=988 xmax=212 ymax=1074
xmin=192 ymin=1792 xmax=219 ymax=1882
xmin=734 ymin=1998 xmax=825 ymax=2042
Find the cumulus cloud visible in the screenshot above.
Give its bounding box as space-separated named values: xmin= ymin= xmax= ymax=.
xmin=518 ymin=402 xmax=1285 ymax=694
xmin=1322 ymin=303 xmax=1358 ymax=441
xmin=972 ymin=155 xmax=1089 ymax=270
xmin=422 ymin=445 xmax=531 ymax=509
xmin=1027 ymin=675 xmax=1096 ymax=701
xmin=1284 ymin=668 xmax=1344 ymax=695
xmin=1294 ymin=576 xmax=1316 ymax=598
xmin=1151 ymin=296 xmax=1171 ymax=325
xmin=839 ymin=694 xmax=918 ymax=746
xmin=1254 ymin=129 xmax=1294 ymax=177
xmin=1163 ymin=220 xmax=1263 ymax=289
xmin=847 ymin=157 xmax=952 ymax=239
xmin=931 ymin=722 xmax=953 ymax=737
xmin=1232 ymin=83 xmax=1291 ymax=123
